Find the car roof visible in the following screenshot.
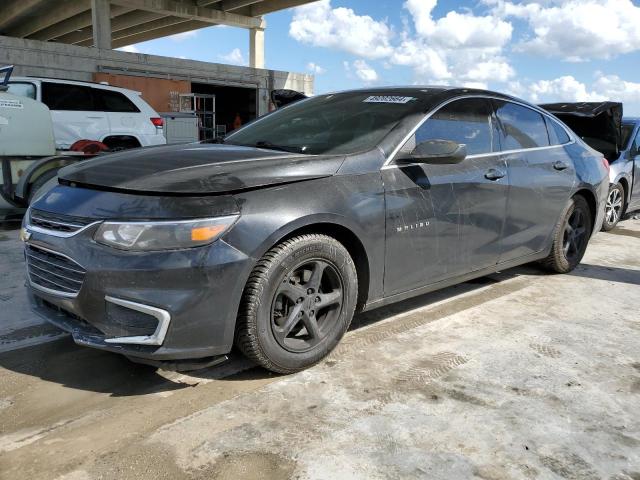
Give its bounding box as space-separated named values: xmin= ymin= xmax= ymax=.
xmin=321 ymin=85 xmax=543 ymax=111
xmin=9 ymin=76 xmax=139 ymax=95
xmin=623 ymin=117 xmax=640 ymax=124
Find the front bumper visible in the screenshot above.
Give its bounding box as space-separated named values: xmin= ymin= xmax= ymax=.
xmin=25 ymin=223 xmax=252 ymax=361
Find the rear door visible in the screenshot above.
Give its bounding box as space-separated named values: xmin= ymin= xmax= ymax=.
xmin=93 ymin=88 xmax=145 ymax=140
xmin=494 ymin=100 xmax=576 ymax=262
xmin=382 ymin=97 xmax=508 ymax=295
xmin=42 ymin=82 xmax=110 ymax=149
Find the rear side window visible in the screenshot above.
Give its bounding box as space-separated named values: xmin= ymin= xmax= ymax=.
xmin=42 ymin=82 xmax=95 ymax=111
xmin=546 ymin=117 xmax=571 ymax=145
xmin=7 ymin=82 xmax=36 ymax=99
xmin=495 ymin=101 xmax=550 ymax=150
xmin=95 ymin=89 xmax=140 ymax=113
xmin=415 ymin=98 xmax=495 ymax=155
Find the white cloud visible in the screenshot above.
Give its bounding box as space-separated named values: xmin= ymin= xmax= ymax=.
xmin=485 ymin=0 xmax=640 ymax=61
xmin=529 ymin=76 xmax=605 ymax=103
xmin=307 ymin=62 xmax=326 ymax=75
xmin=169 ymin=31 xmax=198 ymax=42
xmin=219 ymin=48 xmax=247 ymax=66
xmin=290 ymin=0 xmax=515 ymax=86
xmin=352 ymin=60 xmax=378 ymax=84
xmin=290 ymin=0 xmax=394 ymax=59
xmin=405 ymin=0 xmax=513 ymax=49
xmin=116 ymin=45 xmax=140 ymax=53
xmin=521 ymin=73 xmax=640 ymax=114
xmin=592 ymin=74 xmax=640 ymax=104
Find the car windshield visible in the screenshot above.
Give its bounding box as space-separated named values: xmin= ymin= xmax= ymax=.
xmin=622 ymin=124 xmax=635 ymax=149
xmin=224 ymin=92 xmax=426 ymax=155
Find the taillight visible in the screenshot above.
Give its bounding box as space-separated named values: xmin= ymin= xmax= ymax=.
xmin=150 ymin=117 xmax=164 ymax=127
xmin=601 ymin=158 xmax=610 ymax=172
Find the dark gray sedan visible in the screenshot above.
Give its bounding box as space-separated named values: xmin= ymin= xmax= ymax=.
xmin=22 ymin=87 xmax=608 ymax=373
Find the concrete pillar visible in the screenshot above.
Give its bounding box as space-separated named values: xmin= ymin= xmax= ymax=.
xmin=91 ymin=0 xmax=112 ymax=49
xmin=249 ymin=27 xmax=265 ymax=69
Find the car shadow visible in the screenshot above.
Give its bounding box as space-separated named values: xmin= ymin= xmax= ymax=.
xmin=569 ymin=263 xmax=640 ymax=286
xmin=0 ymin=267 xmax=536 ymax=397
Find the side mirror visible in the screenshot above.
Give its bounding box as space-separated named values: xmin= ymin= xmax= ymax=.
xmin=399 ymin=139 xmax=467 ymax=165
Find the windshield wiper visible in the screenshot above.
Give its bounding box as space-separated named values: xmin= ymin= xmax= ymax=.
xmin=253 ymin=140 xmax=303 ymax=153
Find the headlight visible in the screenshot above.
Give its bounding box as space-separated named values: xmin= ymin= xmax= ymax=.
xmin=94 ymin=216 xmax=238 ymax=251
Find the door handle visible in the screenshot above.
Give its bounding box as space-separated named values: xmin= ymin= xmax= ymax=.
xmin=484 ymin=168 xmax=506 ymax=181
xmin=553 ymin=161 xmax=569 ymax=171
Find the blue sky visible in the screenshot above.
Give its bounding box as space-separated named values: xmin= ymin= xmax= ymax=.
xmin=120 ymin=0 xmax=640 ymax=115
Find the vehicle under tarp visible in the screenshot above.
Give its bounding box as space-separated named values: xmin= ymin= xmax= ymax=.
xmin=540 ymin=102 xmax=623 ymax=161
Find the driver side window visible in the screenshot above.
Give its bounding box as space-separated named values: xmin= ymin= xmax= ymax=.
xmin=410 ymin=98 xmax=496 ymax=156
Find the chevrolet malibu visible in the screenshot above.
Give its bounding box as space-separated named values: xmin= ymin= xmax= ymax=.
xmin=23 ymin=87 xmax=608 ymax=373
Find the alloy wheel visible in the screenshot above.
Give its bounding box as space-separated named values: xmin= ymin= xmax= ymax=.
xmin=271 ymin=259 xmax=344 ymax=353
xmin=605 ymin=187 xmax=623 ymax=226
xmin=562 ymin=208 xmax=588 ymax=262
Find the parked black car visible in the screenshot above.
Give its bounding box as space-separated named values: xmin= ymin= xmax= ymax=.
xmin=23 ymin=87 xmax=608 ymax=373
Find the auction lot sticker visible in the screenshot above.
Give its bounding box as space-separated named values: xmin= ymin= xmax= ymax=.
xmin=0 ymin=99 xmax=24 ymax=109
xmin=364 ymin=96 xmax=416 ymax=104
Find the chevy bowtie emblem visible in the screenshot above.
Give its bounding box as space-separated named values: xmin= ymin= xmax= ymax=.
xmin=19 ymin=228 xmax=32 ymax=242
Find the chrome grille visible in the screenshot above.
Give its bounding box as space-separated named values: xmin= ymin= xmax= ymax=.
xmin=26 ymin=244 xmax=86 ymax=297
xmin=29 ymin=210 xmax=94 ymax=235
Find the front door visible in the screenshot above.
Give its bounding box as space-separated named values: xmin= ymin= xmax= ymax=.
xmin=382 ymin=97 xmax=508 ymax=296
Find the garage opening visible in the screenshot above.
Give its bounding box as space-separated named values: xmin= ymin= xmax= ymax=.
xmin=191 ymin=83 xmax=257 ymax=138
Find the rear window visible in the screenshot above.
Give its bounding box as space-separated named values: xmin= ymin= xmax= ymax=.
xmin=495 ymin=101 xmax=550 ymax=150
xmin=42 ymin=82 xmax=95 ymax=111
xmin=7 ymin=82 xmax=36 ymax=100
xmin=95 ymin=89 xmax=140 ymax=113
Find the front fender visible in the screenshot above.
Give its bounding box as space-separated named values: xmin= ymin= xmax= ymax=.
xmin=224 ymin=173 xmax=386 ymax=306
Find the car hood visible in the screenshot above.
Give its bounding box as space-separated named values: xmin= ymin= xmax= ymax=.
xmin=540 ymin=102 xmax=623 ymax=160
xmin=58 ymin=143 xmax=345 ymax=195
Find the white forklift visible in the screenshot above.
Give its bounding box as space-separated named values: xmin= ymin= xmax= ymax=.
xmin=0 ymin=66 xmax=105 ymax=217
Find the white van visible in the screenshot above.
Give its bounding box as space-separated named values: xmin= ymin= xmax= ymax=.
xmin=7 ymin=77 xmax=166 ymax=150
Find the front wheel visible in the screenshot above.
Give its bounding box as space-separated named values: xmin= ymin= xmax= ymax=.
xmin=235 ymin=234 xmax=357 ymax=374
xmin=541 ymin=195 xmax=592 ymax=273
xmin=602 ymin=183 xmax=625 ymax=231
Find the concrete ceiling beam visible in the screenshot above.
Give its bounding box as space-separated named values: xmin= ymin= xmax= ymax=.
xmin=110 ymin=0 xmax=263 ymax=29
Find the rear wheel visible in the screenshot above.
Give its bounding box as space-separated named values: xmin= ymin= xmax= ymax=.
xmin=541 ymin=195 xmax=592 ymax=273
xmin=602 ymin=183 xmax=624 ymax=231
xmin=235 ymin=234 xmax=357 ymax=374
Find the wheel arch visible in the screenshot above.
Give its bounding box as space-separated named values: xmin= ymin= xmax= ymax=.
xmin=615 ymin=176 xmax=630 ymax=209
xmin=250 ymin=217 xmax=372 ymax=312
xmin=102 ymin=135 xmax=142 ymax=149
xmin=573 ymin=188 xmax=597 ymax=230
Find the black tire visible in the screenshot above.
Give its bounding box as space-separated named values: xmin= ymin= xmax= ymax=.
xmin=602 ymin=183 xmax=625 ymax=231
xmin=541 ymin=195 xmax=592 ymax=273
xmin=27 ymin=169 xmax=58 ymax=204
xmin=235 ymin=234 xmax=357 ymax=374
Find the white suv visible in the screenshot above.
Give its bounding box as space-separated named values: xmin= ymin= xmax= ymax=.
xmin=7 ymin=77 xmax=166 ymax=150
